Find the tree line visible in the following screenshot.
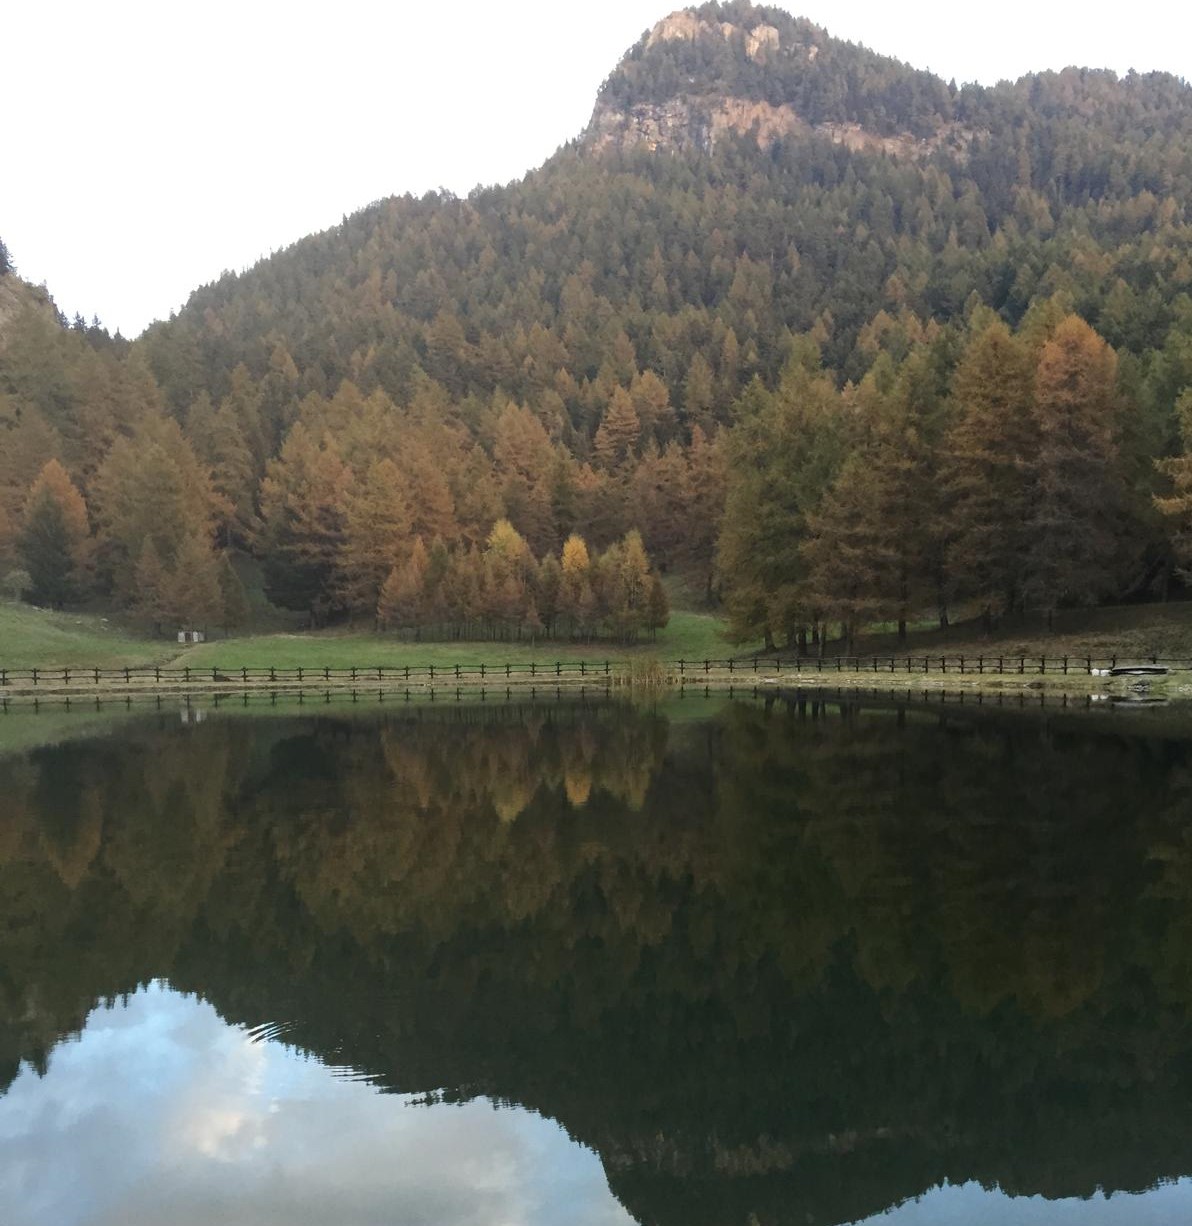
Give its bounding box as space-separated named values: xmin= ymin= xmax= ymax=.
xmin=720 ymin=305 xmax=1192 ymax=649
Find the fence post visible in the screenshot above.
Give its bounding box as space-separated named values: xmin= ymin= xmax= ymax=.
xmin=940 ymin=657 xmax=947 ymax=674
xmin=1063 ymin=656 xmax=1068 ymax=675
xmin=1040 ymin=656 xmax=1045 ymax=675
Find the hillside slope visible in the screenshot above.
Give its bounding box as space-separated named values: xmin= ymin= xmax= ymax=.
xmin=3 ymin=3 xmax=1192 ymax=648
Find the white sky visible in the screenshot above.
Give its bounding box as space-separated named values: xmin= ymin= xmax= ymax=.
xmin=3 ymin=0 xmax=1190 ymax=337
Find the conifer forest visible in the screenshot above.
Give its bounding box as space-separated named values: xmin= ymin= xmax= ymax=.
xmin=4 ymin=1 xmax=1192 ymax=648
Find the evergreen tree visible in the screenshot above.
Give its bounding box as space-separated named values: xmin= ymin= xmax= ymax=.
xmin=646 ymin=574 xmax=670 ymax=639
xmin=17 ymin=460 xmax=91 ymax=606
xmin=1023 ymin=316 xmax=1124 ymax=617
xmin=188 ymin=392 xmax=258 ymax=546
xmin=716 ymin=363 xmax=845 ymax=647
xmin=536 ymin=553 xmax=563 ymax=636
xmin=92 ymin=415 xmax=217 ymax=602
xmin=593 ymin=387 xmax=641 ymax=471
xmin=18 ymin=488 xmax=75 ymax=607
xmin=132 ymin=538 xmax=169 ymax=631
xmin=378 ymin=536 xmax=429 ymax=633
xmin=162 ymin=533 xmax=223 ymax=628
xmin=942 ymin=321 xmax=1036 ymax=623
xmin=337 ymin=458 xmax=412 ymax=615
xmin=257 ymin=424 xmax=350 ymax=621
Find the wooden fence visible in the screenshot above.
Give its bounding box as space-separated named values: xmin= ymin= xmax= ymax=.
xmin=0 ymin=654 xmax=1189 ymax=690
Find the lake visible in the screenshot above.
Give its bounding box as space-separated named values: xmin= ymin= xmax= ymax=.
xmin=3 ymin=691 xmax=1192 ymax=1225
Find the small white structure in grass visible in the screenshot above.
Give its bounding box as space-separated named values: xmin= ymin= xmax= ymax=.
xmin=176 ymin=629 xmax=206 ymax=644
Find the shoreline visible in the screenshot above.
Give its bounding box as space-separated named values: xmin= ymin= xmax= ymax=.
xmin=1 ymin=664 xmax=1188 ymax=706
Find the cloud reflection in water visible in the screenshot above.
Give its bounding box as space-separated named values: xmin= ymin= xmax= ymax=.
xmin=0 ymin=982 xmax=634 ymax=1226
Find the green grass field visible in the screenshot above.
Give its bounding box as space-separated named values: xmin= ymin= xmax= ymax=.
xmin=173 ymin=609 xmax=739 ymax=669
xmin=0 ymin=602 xmax=744 ymax=670
xmin=12 ymin=593 xmax=1192 ymax=676
xmin=0 ymin=603 xmax=173 ymax=668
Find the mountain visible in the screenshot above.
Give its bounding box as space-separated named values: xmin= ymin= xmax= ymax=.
xmin=3 ymin=3 xmax=1192 ymax=640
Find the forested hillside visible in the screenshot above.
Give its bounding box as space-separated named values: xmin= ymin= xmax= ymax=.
xmin=4 ymin=1 xmax=1192 ymax=647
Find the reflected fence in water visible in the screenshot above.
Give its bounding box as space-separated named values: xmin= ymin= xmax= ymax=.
xmin=0 ymin=679 xmax=1169 ymax=717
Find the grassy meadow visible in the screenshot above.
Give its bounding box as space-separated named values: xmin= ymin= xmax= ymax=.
xmin=0 ymin=601 xmax=742 ymax=671
xmin=173 ymin=609 xmax=739 ymax=669
xmin=0 ymin=603 xmax=172 ymax=668
xmin=7 ymin=594 xmax=1192 ymax=679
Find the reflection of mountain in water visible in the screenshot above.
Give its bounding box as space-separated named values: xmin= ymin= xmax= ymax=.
xmin=4 ymin=697 xmax=1192 ymax=1226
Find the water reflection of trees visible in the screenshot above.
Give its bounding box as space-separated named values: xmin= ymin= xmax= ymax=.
xmin=4 ymin=698 xmax=1192 ymax=1225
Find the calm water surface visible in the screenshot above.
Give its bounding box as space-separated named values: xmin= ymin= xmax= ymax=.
xmin=3 ymin=693 xmax=1192 ymax=1225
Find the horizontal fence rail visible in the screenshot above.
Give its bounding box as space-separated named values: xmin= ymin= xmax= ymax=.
xmin=0 ymin=654 xmax=1190 ymax=690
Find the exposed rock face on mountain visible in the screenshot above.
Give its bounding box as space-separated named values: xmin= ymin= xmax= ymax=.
xmin=585 ymin=94 xmax=803 ymax=155
xmin=644 ymin=9 xmax=781 ymax=61
xmin=585 ymin=91 xmax=976 ymax=158
xmin=584 ymin=7 xmax=975 ymax=158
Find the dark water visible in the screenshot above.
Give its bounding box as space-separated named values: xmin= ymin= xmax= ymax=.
xmin=4 ymin=693 xmax=1192 ymax=1225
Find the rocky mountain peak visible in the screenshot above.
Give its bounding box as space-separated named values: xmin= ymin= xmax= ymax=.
xmin=584 ymin=4 xmax=969 ymax=160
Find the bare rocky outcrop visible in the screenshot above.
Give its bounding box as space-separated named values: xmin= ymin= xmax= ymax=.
xmin=645 ymin=10 xmax=781 ymax=62
xmin=587 ymin=8 xmax=975 ymax=161
xmin=585 ymin=95 xmax=975 ymax=160
xmin=586 ymin=96 xmax=806 ymax=156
